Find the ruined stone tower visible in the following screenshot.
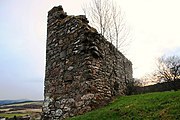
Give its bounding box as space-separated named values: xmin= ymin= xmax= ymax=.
xmin=42 ymin=5 xmax=132 ymax=120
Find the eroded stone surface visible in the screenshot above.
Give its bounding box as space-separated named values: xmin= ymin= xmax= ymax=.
xmin=42 ymin=5 xmax=132 ymax=120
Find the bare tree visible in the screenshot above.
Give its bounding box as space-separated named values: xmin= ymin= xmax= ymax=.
xmin=83 ymin=0 xmax=132 ymax=95
xmin=140 ymin=73 xmax=159 ymax=86
xmin=156 ymin=55 xmax=180 ymax=82
xmin=136 ymin=55 xmax=180 ymax=91
xmin=82 ymin=0 xmax=130 ymax=52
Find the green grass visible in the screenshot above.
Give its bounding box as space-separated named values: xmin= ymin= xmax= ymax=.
xmin=68 ymin=91 xmax=180 ymax=120
xmin=0 ymin=113 xmax=27 ymax=118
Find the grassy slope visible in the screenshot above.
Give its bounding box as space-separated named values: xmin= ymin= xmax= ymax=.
xmin=68 ymin=91 xmax=180 ymax=120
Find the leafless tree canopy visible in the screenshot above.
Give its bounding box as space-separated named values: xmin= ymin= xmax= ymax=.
xmin=139 ymin=74 xmax=158 ymax=86
xmin=82 ymin=0 xmax=130 ymax=52
xmin=155 ymin=55 xmax=180 ymax=82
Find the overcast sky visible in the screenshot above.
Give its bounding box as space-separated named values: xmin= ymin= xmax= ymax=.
xmin=0 ymin=0 xmax=180 ymax=100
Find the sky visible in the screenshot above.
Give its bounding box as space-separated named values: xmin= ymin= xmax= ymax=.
xmin=0 ymin=0 xmax=180 ymax=100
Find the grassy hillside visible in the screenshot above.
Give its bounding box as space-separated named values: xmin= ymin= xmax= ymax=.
xmin=68 ymin=91 xmax=180 ymax=120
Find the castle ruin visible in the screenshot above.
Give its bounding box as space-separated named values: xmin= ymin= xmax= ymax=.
xmin=42 ymin=5 xmax=132 ymax=120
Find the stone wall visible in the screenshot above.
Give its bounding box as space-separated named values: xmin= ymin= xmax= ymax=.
xmin=134 ymin=80 xmax=180 ymax=94
xmin=42 ymin=5 xmax=132 ymax=120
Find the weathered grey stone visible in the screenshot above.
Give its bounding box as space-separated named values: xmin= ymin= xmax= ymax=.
xmin=55 ymin=101 xmax=61 ymax=108
xmin=74 ymin=39 xmax=80 ymax=44
xmin=64 ymin=106 xmax=71 ymax=112
xmin=68 ymin=98 xmax=75 ymax=103
xmin=59 ymin=50 xmax=66 ymax=58
xmin=67 ymin=66 xmax=74 ymax=71
xmin=55 ymin=109 xmax=63 ymax=117
xmin=42 ymin=96 xmax=53 ymax=114
xmin=61 ymin=99 xmax=67 ymax=104
xmin=81 ymin=93 xmax=94 ymax=100
xmin=89 ymin=46 xmax=99 ymax=51
xmin=42 ymin=107 xmax=50 ymax=114
xmin=75 ymin=101 xmax=84 ymax=107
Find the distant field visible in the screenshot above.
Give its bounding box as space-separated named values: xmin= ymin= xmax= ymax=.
xmin=0 ymin=101 xmax=42 ymax=107
xmin=68 ymin=91 xmax=180 ymax=120
xmin=0 ymin=113 xmax=27 ymax=118
xmin=0 ymin=101 xmax=42 ymax=119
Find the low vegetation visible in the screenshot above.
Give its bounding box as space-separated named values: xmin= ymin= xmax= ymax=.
xmin=68 ymin=90 xmax=180 ymax=120
xmin=0 ymin=101 xmax=42 ymax=119
xmin=0 ymin=113 xmax=27 ymax=118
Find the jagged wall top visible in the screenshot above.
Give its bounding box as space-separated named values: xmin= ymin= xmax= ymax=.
xmin=48 ymin=5 xmax=67 ymax=18
xmin=48 ymin=5 xmax=89 ymax=25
